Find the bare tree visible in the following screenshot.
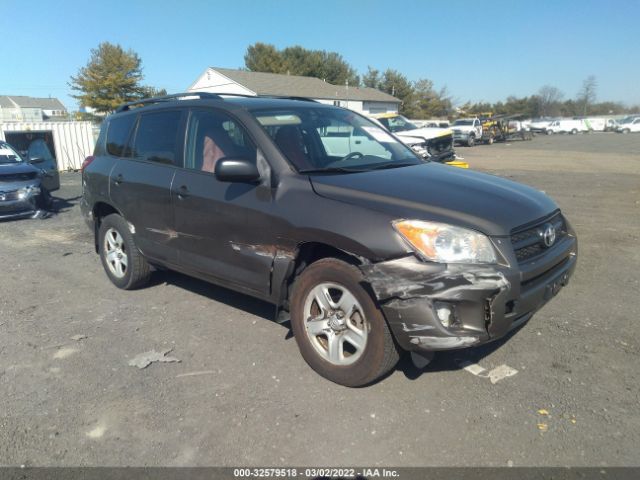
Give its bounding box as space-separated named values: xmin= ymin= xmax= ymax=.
xmin=577 ymin=75 xmax=597 ymax=116
xmin=537 ymin=85 xmax=564 ymax=116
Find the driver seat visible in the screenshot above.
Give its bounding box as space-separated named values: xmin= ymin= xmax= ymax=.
xmin=274 ymin=126 xmax=313 ymax=169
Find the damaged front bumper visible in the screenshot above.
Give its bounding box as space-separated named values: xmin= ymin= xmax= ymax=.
xmin=0 ymin=186 xmax=42 ymax=220
xmin=360 ymin=236 xmax=577 ymax=351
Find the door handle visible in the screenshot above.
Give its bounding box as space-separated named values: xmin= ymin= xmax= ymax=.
xmin=354 ymin=140 xmax=362 ymax=144
xmin=177 ymin=185 xmax=189 ymax=199
xmin=114 ymin=174 xmax=124 ymax=185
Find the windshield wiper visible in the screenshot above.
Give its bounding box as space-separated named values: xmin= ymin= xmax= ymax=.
xmin=299 ymin=166 xmax=367 ymax=174
xmin=366 ymin=162 xmax=420 ymax=170
xmin=300 ymin=162 xmax=420 ymax=174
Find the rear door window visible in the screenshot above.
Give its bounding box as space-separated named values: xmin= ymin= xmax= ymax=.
xmin=106 ymin=114 xmax=136 ymax=157
xmin=131 ymin=110 xmax=184 ymax=165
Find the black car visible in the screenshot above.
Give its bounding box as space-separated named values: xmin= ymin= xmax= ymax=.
xmin=0 ymin=140 xmax=59 ymax=220
xmin=81 ymin=93 xmax=577 ymax=387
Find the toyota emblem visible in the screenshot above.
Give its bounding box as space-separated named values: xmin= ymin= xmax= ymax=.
xmin=542 ymin=223 xmax=556 ymax=247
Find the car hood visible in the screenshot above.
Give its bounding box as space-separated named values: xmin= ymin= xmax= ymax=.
xmin=450 ymin=125 xmax=475 ymax=131
xmin=0 ymin=162 xmax=41 ymax=184
xmin=395 ymin=127 xmax=452 ymax=143
xmin=309 ymin=163 xmax=557 ymax=236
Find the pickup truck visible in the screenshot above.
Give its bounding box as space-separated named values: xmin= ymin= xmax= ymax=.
xmin=450 ymin=118 xmax=482 ymax=146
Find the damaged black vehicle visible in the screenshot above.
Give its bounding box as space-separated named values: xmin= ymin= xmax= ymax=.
xmin=81 ymin=93 xmax=577 ymax=387
xmin=0 ymin=140 xmax=58 ymax=220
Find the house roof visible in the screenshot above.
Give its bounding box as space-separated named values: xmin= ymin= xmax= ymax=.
xmin=203 ymin=68 xmax=400 ymax=104
xmin=0 ymin=95 xmax=66 ymax=111
xmin=0 ymin=96 xmax=14 ymax=108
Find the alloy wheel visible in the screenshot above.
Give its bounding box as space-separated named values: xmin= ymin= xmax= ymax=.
xmin=303 ymin=282 xmax=369 ymax=366
xmin=104 ymin=228 xmax=128 ymax=278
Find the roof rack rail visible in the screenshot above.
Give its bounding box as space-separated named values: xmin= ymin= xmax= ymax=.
xmin=114 ymin=92 xmax=319 ymax=113
xmin=216 ymin=93 xmax=318 ymax=102
xmin=259 ymin=95 xmax=318 ymax=103
xmin=115 ymin=92 xmax=222 ymax=113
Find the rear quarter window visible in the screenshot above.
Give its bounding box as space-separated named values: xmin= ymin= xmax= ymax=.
xmin=106 ymin=114 xmax=136 ymax=157
xmin=131 ymin=110 xmax=183 ymax=165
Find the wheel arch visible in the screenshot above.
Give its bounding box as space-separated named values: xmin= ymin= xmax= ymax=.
xmin=275 ymin=241 xmax=366 ymax=317
xmin=92 ymin=202 xmax=123 ymax=252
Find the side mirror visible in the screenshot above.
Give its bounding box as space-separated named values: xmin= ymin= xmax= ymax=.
xmin=29 ymin=157 xmax=45 ymax=164
xmin=214 ymin=158 xmax=261 ymax=183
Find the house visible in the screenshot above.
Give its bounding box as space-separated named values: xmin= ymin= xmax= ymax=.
xmin=0 ymin=95 xmax=67 ymax=122
xmin=188 ymin=67 xmax=400 ymax=115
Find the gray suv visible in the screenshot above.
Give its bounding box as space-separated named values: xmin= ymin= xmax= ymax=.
xmin=81 ymin=93 xmax=577 ymax=387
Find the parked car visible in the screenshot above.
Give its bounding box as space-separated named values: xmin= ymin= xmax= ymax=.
xmin=81 ymin=93 xmax=577 ymax=387
xmin=370 ymin=113 xmax=456 ymax=164
xmin=0 ymin=140 xmax=58 ymax=220
xmin=615 ymin=116 xmax=640 ymax=133
xmin=450 ymin=117 xmax=483 ymax=146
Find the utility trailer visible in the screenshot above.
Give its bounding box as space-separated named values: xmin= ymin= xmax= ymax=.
xmin=480 ymin=114 xmax=533 ymax=144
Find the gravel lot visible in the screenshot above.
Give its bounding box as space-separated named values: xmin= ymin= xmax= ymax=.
xmin=1 ymin=133 xmax=639 ymax=467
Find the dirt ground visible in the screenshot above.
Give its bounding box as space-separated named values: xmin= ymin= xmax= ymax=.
xmin=1 ymin=133 xmax=639 ymax=467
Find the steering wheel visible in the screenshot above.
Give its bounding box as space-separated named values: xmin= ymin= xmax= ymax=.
xmin=324 ymin=151 xmax=365 ymax=168
xmin=340 ymin=152 xmax=364 ymax=162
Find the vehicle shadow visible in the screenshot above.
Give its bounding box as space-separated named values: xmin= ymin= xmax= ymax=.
xmin=150 ymin=269 xmax=276 ymax=322
xmin=146 ymin=268 xmax=525 ymax=384
xmin=50 ymin=194 xmax=82 ymax=214
xmin=395 ymin=325 xmax=525 ymax=381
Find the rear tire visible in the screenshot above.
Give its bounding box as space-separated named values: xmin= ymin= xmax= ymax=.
xmin=571 ymin=128 xmax=578 ymax=135
xmin=622 ymin=129 xmax=630 ymax=134
xmin=98 ymin=214 xmax=151 ymax=290
xmin=290 ymin=258 xmax=399 ymax=387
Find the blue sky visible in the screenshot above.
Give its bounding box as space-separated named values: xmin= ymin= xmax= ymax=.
xmin=1 ymin=0 xmax=638 ymax=110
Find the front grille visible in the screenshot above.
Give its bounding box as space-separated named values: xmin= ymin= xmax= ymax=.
xmin=511 ymin=213 xmax=566 ymax=263
xmin=427 ymin=134 xmax=454 ymax=155
xmin=0 ymin=190 xmax=21 ymax=202
xmin=0 ymin=172 xmax=37 ymax=182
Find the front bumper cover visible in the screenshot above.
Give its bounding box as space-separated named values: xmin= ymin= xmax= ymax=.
xmin=0 ymin=188 xmax=41 ymax=220
xmin=360 ymin=239 xmax=577 ymax=351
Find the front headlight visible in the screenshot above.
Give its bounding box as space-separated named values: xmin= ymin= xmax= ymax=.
xmin=393 ymin=219 xmax=497 ymax=264
xmin=17 ymin=185 xmax=41 ymax=200
xmin=410 ymin=144 xmax=429 ymax=157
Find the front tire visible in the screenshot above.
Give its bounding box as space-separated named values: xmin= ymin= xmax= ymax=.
xmin=98 ymin=214 xmax=151 ymax=290
xmin=466 ymin=135 xmax=475 ymax=147
xmin=290 ymin=258 xmax=399 ymax=387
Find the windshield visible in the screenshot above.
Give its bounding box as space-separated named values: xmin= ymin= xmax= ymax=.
xmin=453 ymin=119 xmax=473 ymax=126
xmin=0 ymin=143 xmax=24 ymax=165
xmin=252 ymin=107 xmax=421 ymax=173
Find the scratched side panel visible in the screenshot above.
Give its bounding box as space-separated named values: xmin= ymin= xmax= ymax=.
xmin=109 ymin=159 xmax=178 ymax=264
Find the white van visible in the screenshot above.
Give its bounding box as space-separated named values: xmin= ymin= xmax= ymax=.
xmin=583 ymin=118 xmax=606 ymax=131
xmin=545 ymin=119 xmax=589 ymax=134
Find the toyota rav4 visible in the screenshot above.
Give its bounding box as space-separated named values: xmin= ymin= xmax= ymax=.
xmin=81 ymin=93 xmax=577 ymax=387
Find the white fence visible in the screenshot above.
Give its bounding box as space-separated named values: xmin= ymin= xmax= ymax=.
xmin=0 ymin=121 xmax=96 ymax=171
